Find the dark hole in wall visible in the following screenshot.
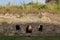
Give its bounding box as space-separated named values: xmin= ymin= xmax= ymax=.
xmin=26 ymin=25 xmax=32 ymax=33
xmin=16 ymin=25 xmax=20 ymax=30
xmin=38 ymin=25 xmax=43 ymax=32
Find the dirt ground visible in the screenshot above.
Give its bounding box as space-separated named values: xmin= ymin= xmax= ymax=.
xmin=0 ymin=11 xmax=60 ymax=25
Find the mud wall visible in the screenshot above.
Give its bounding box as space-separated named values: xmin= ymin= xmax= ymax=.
xmin=0 ymin=22 xmax=60 ymax=36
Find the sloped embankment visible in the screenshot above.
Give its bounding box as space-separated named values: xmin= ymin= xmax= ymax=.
xmin=0 ymin=11 xmax=60 ymax=36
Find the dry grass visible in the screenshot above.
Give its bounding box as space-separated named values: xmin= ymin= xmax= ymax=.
xmin=0 ymin=3 xmax=59 ymax=15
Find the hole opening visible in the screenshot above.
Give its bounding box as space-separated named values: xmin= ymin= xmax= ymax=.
xmin=16 ymin=25 xmax=20 ymax=30
xmin=38 ymin=25 xmax=43 ymax=32
xmin=26 ymin=25 xmax=32 ymax=33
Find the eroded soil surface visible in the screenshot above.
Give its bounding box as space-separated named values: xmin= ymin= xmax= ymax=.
xmin=0 ymin=11 xmax=60 ymax=25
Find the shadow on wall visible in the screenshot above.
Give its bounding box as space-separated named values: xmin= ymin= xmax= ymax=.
xmin=0 ymin=22 xmax=60 ymax=36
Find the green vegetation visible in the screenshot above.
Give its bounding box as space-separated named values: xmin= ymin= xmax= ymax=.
xmin=0 ymin=36 xmax=60 ymax=40
xmin=0 ymin=1 xmax=60 ymax=14
xmin=46 ymin=2 xmax=60 ymax=11
xmin=0 ymin=2 xmax=60 ymax=11
xmin=32 ymin=3 xmax=48 ymax=10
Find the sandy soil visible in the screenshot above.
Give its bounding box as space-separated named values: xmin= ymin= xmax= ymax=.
xmin=0 ymin=12 xmax=60 ymax=25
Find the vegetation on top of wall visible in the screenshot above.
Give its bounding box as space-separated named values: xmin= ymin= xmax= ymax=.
xmin=46 ymin=2 xmax=60 ymax=11
xmin=0 ymin=2 xmax=60 ymax=14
